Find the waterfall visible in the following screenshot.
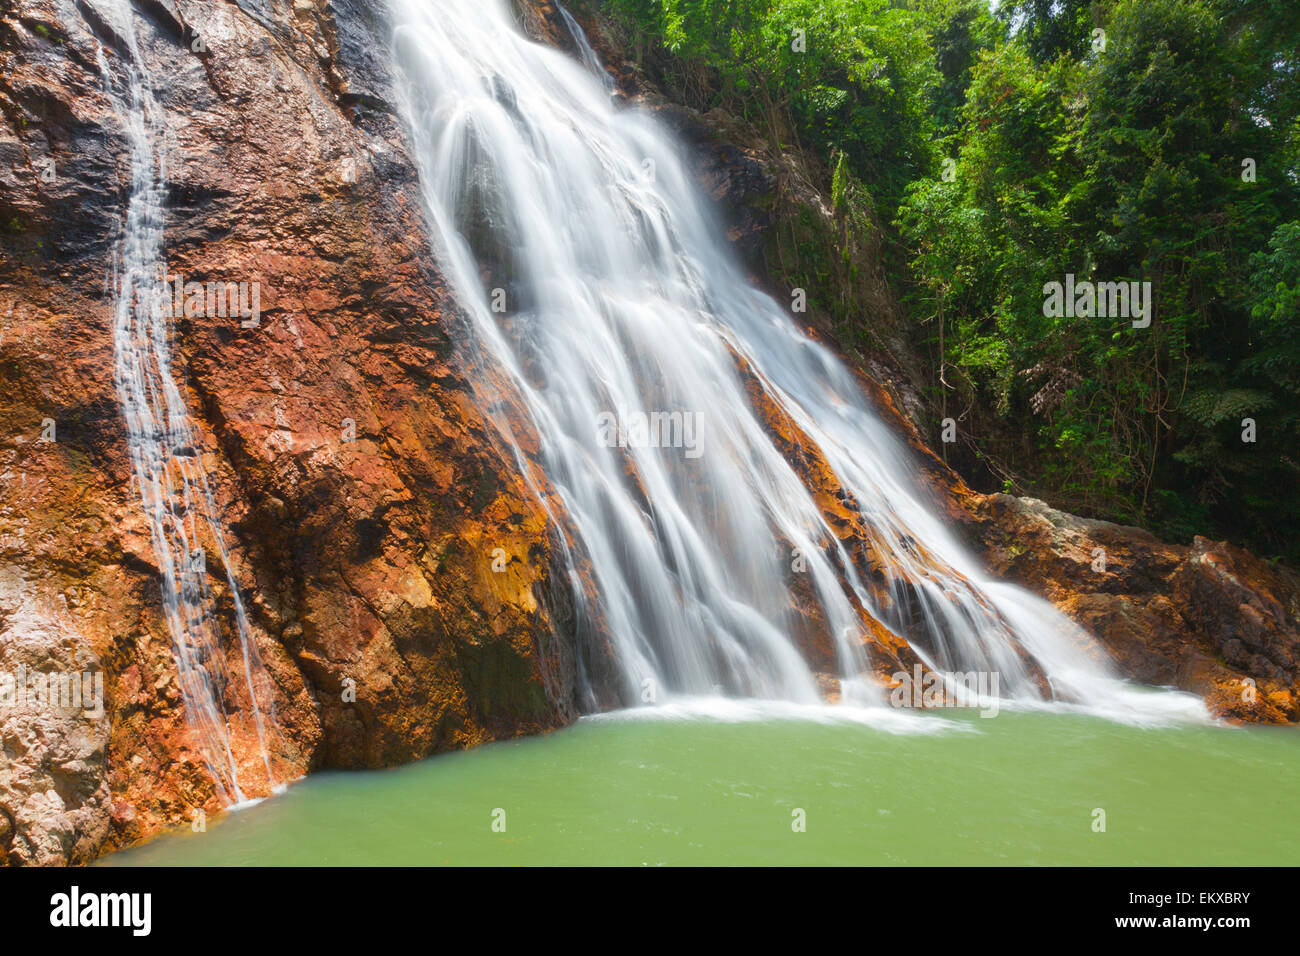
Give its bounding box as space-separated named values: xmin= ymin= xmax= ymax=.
xmin=390 ymin=0 xmax=1204 ymax=724
xmin=556 ymin=4 xmax=616 ymax=93
xmin=94 ymin=0 xmax=279 ymax=801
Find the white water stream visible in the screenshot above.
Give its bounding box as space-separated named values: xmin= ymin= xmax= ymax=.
xmin=391 ymin=0 xmax=1204 ymax=725
xmin=93 ymin=0 xmax=277 ymax=802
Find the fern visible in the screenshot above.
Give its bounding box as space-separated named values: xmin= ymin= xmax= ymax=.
xmin=1181 ymin=389 xmax=1273 ymax=428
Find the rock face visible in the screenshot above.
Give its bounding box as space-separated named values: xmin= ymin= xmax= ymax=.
xmin=0 ymin=0 xmax=1295 ymax=867
xmin=964 ymin=496 xmax=1300 ymax=722
xmin=0 ymin=0 xmax=581 ymax=864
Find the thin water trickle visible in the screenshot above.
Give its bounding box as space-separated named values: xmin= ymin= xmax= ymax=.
xmin=390 ymin=0 xmax=1206 ymax=725
xmin=94 ymin=0 xmax=277 ymax=802
xmin=556 ymin=4 xmax=616 ymax=93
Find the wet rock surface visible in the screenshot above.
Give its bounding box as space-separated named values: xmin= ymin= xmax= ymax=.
xmin=965 ymin=496 xmax=1299 ymax=722
xmin=0 ymin=0 xmax=579 ymax=864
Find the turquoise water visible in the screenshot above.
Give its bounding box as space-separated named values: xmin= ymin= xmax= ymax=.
xmin=105 ymin=709 xmax=1300 ymax=866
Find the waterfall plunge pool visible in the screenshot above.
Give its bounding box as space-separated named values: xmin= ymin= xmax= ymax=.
xmin=103 ymin=709 xmax=1300 ymax=865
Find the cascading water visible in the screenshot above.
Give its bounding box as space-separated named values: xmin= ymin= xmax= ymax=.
xmin=94 ymin=0 xmax=278 ymax=801
xmin=556 ymin=4 xmax=616 ymax=94
xmin=390 ymin=0 xmax=1205 ymax=725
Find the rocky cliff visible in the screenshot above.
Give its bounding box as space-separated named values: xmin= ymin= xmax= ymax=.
xmin=0 ymin=0 xmax=1294 ymax=867
xmin=0 ymin=0 xmax=586 ymax=866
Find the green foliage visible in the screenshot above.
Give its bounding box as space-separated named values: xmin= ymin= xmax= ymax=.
xmin=601 ymin=0 xmax=975 ymax=217
xmin=896 ymin=0 xmax=1300 ymax=556
xmin=997 ymin=0 xmax=1099 ymax=63
xmin=595 ymin=0 xmax=1300 ymax=560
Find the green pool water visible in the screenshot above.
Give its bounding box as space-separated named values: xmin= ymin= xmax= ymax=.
xmin=103 ymin=708 xmax=1300 ymax=866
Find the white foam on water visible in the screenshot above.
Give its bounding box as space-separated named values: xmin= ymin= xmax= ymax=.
xmin=582 ymin=696 xmax=971 ymax=734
